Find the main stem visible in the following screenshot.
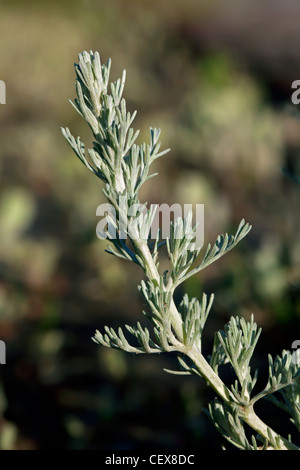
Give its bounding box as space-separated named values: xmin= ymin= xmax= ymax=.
xmin=244 ymin=406 xmax=299 ymax=450
xmin=132 ymin=239 xmax=184 ymax=337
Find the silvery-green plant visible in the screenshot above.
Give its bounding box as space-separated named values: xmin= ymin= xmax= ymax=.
xmin=62 ymin=51 xmax=300 ymax=450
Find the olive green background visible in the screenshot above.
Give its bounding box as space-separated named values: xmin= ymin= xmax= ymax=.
xmin=0 ymin=0 xmax=300 ymax=450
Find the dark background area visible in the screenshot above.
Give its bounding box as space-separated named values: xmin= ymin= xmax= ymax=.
xmin=0 ymin=0 xmax=300 ymax=450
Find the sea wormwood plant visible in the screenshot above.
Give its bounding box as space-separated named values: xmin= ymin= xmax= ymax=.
xmin=62 ymin=51 xmax=300 ymax=450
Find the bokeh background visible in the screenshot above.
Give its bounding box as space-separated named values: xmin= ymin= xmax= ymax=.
xmin=0 ymin=0 xmax=300 ymax=450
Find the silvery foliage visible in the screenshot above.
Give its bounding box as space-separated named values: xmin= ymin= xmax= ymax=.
xmin=62 ymin=51 xmax=300 ymax=450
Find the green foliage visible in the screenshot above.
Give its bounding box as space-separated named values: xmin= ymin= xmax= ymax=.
xmin=62 ymin=51 xmax=300 ymax=450
xmin=217 ymin=315 xmax=261 ymax=402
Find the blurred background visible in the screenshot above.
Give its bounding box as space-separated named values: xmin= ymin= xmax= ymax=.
xmin=0 ymin=0 xmax=300 ymax=450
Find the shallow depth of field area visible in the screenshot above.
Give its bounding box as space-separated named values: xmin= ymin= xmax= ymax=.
xmin=0 ymin=0 xmax=300 ymax=450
